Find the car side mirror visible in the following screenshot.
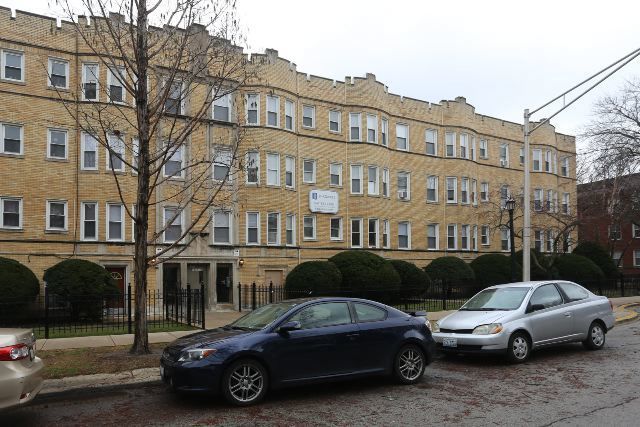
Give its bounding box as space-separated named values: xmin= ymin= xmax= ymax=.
xmin=527 ymin=303 xmax=545 ymax=313
xmin=278 ymin=320 xmax=301 ymax=333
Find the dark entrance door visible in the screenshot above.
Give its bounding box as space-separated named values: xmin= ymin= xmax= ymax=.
xmin=216 ymin=263 xmax=232 ymax=303
xmin=105 ymin=266 xmax=126 ymax=311
xmin=163 ymin=263 xmax=180 ymax=293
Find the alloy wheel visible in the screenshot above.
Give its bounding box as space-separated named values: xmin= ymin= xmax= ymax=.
xmin=398 ymin=348 xmax=424 ymax=381
xmin=512 ymin=336 xmax=529 ymax=360
xmin=591 ymin=324 xmax=604 ymax=347
xmin=228 ymin=364 xmax=264 ymax=403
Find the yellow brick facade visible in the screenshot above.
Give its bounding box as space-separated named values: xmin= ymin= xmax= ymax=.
xmin=0 ymin=9 xmax=577 ymax=309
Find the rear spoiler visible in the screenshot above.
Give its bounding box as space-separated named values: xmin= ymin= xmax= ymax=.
xmin=408 ymin=311 xmax=428 ymax=317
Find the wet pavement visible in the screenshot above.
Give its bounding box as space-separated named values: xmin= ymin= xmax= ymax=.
xmin=7 ymin=319 xmax=640 ymax=426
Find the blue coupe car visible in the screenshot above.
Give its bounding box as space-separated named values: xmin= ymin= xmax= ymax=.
xmin=160 ymin=297 xmax=435 ymax=405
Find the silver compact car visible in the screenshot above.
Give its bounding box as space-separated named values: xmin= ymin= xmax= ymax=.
xmin=0 ymin=328 xmax=44 ymax=410
xmin=432 ymin=281 xmax=615 ymax=362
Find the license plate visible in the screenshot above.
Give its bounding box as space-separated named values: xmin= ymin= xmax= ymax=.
xmin=443 ymin=338 xmax=458 ymax=348
xmin=160 ymin=366 xmax=165 ymax=379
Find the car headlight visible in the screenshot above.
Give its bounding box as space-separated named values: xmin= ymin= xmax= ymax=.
xmin=177 ymin=348 xmax=217 ymax=362
xmin=472 ymin=323 xmax=503 ymax=335
xmin=431 ymin=321 xmax=440 ymax=333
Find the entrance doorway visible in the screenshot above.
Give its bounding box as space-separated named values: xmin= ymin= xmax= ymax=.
xmin=187 ymin=264 xmax=208 ymax=291
xmin=105 ymin=266 xmax=126 ymax=311
xmin=163 ymin=263 xmax=180 ymax=293
xmin=216 ymin=263 xmax=233 ymax=303
xmin=264 ymin=270 xmax=284 ymax=287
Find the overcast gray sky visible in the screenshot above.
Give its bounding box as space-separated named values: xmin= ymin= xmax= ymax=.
xmin=4 ymin=0 xmax=640 ymax=143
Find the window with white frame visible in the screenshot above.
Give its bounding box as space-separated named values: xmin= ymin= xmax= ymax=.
xmin=499 ymin=143 xmax=509 ymax=167
xmin=501 ymin=227 xmax=510 ymax=251
xmin=303 ymin=159 xmax=316 ymax=184
xmin=546 ymin=189 xmax=554 ymax=211
xmin=481 ymin=225 xmax=490 ymax=246
xmin=534 ymin=188 xmax=543 ymax=212
xmin=382 ymin=168 xmax=389 ymax=197
xmin=472 ymin=225 xmax=478 ymax=250
xmin=107 ymin=66 xmax=125 ymax=103
xmin=532 ymin=149 xmax=542 ymax=171
xmin=427 ymin=223 xmax=439 ymax=250
xmin=500 ymin=185 xmax=510 ymax=208
xmin=519 ymin=148 xmax=524 ymax=165
xmin=329 ymin=110 xmax=341 ymax=132
xmin=246 ymin=93 xmax=259 ymax=125
xmin=246 ymin=212 xmax=260 ymax=244
xmin=108 ymin=203 xmax=125 ymax=241
xmin=397 ymin=172 xmax=410 ymax=200
xmin=459 ymin=133 xmax=469 ymax=159
xmin=479 ymin=139 xmax=488 ymax=158
xmin=368 ymin=218 xmax=379 ymax=248
xmin=82 ymin=63 xmax=99 ymax=101
xmin=267 ymin=212 xmax=280 ymax=245
xmin=213 ymin=148 xmax=231 ymax=182
xmin=461 ymin=224 xmax=470 ymax=250
xmin=2 ymin=50 xmax=24 ymax=81
xmin=330 ymin=217 xmax=343 ymax=241
xmin=445 ymin=132 xmax=456 ymax=157
xmin=213 ymin=92 xmax=232 ymax=122
xmin=546 ymin=230 xmax=554 ymax=252
xmin=534 ymin=230 xmax=544 ymax=252
xmin=381 ymin=118 xmax=389 ymax=146
xmin=367 ymin=114 xmax=377 ymax=143
xmin=246 ymin=151 xmax=259 ymax=184
xmin=48 ymin=58 xmax=69 ymax=89
xmin=351 ymin=218 xmax=363 ymax=248
xmin=131 ymin=138 xmax=139 ymax=173
xmin=285 ymin=156 xmax=295 ymax=188
xmin=633 ymin=250 xmax=640 ymax=267
xmin=351 ymin=165 xmax=363 ymax=194
xmin=213 ymin=211 xmax=231 ymax=244
xmin=47 ymin=129 xmax=67 ymax=159
xmin=302 ymin=105 xmax=315 ymax=128
xmin=81 ymin=202 xmax=97 ymax=240
xmin=165 ymin=142 xmax=184 ymax=178
xmin=349 ymin=113 xmax=361 ymax=141
xmin=447 ymin=224 xmax=457 ymax=250
xmin=107 ymin=134 xmax=125 ymax=172
xmin=425 ymin=129 xmax=437 ymax=156
xmin=446 ymin=177 xmax=457 ymax=203
xmin=562 ymin=193 xmax=570 ymax=214
xmin=266 ymin=153 xmax=280 ymax=186
xmin=398 ymin=221 xmax=410 ymax=249
xmin=561 ymin=157 xmax=570 ymax=177
xmin=427 ymin=175 xmax=438 ymax=202
xmin=368 ymin=166 xmax=379 ymax=195
xmin=285 ymin=99 xmax=295 ymax=130
xmin=0 ymin=197 xmax=21 ymax=229
xmin=286 ymin=214 xmax=296 ymax=245
xmin=471 ymin=137 xmax=477 ymax=161
xmin=330 ymin=163 xmax=342 ymax=187
xmin=81 ymin=133 xmax=98 ymax=170
xmin=1 ymin=123 xmax=22 ymax=155
xmin=164 ymin=80 xmax=184 ymax=115
xmin=461 ymin=178 xmax=469 ymax=204
xmin=633 ymin=223 xmax=640 ymax=239
xmin=545 ymin=150 xmax=552 ymax=172
xmin=553 ymin=152 xmax=558 ymax=174
xmin=396 ymin=123 xmax=408 ymax=151
xmin=381 ymin=219 xmax=389 ymax=248
xmin=131 ymin=204 xmax=137 ymax=242
xmin=163 ymin=207 xmax=183 ymax=243
xmin=303 ymin=215 xmax=316 ymax=240
xmin=471 ymin=179 xmax=478 ymax=206
xmin=480 ymin=182 xmax=489 ymax=202
xmin=266 ymin=95 xmax=279 ymax=127
xmin=609 ymin=224 xmax=621 ymax=240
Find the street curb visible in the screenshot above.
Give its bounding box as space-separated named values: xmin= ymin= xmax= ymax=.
xmin=615 ymin=303 xmax=639 ymax=323
xmin=37 ymin=379 xmax=163 ymax=403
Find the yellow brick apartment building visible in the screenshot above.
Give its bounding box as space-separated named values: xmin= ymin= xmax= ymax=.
xmin=0 ymin=9 xmax=577 ymax=309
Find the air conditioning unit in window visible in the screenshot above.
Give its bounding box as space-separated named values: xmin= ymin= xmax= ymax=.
xmin=398 ymin=190 xmax=408 ymax=200
xmin=500 ymin=159 xmax=507 ymax=167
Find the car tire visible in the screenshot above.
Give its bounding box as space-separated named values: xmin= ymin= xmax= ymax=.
xmin=506 ymin=332 xmax=531 ymax=363
xmin=221 ymin=359 xmax=269 ymax=406
xmin=394 ymin=344 xmax=426 ymax=385
xmin=582 ymin=321 xmax=606 ymax=351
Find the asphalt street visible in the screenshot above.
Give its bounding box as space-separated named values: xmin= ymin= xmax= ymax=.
xmin=7 ymin=318 xmax=640 ymax=426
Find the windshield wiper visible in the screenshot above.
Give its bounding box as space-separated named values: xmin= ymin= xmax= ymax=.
xmin=228 ymin=326 xmax=254 ymax=331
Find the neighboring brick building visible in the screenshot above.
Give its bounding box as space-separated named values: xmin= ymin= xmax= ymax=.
xmin=0 ymin=8 xmax=578 ymax=309
xmin=577 ymin=174 xmax=640 ymax=275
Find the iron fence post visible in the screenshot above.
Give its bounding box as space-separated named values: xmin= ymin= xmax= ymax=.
xmin=201 ymin=284 xmax=206 ymax=329
xmin=269 ymin=281 xmax=273 ymax=304
xmin=252 ymin=282 xmax=257 ymax=311
xmin=44 ymin=283 xmax=49 ymax=339
xmin=238 ymin=283 xmax=242 ymax=312
xmin=186 ymin=285 xmax=192 ymax=326
xmin=127 ymin=284 xmax=132 ymax=334
xmin=442 ymin=280 xmax=447 ymax=311
xmin=620 ymin=275 xmax=625 ymax=297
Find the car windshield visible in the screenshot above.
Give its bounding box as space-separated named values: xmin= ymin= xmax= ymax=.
xmin=228 ymin=301 xmax=300 ymax=330
xmin=460 ymin=287 xmax=531 ymax=311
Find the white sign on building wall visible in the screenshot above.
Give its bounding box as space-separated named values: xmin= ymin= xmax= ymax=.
xmin=309 ymin=190 xmax=339 ymax=214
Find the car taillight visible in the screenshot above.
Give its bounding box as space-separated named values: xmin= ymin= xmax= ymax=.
xmin=0 ymin=344 xmax=30 ymax=361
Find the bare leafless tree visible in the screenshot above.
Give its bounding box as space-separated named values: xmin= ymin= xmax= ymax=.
xmin=49 ymin=0 xmax=249 ymax=353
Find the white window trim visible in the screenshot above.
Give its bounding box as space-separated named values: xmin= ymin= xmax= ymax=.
xmin=479 ymin=139 xmax=488 ymax=159
xmin=532 ymin=149 xmax=542 ymax=172
xmin=212 ymin=210 xmax=232 ymax=245
xmin=303 ymin=215 xmax=317 ymax=241
xmin=212 ymin=90 xmax=233 ymax=122
xmin=425 ymin=129 xmax=438 ymax=156
xmin=368 ymin=218 xmax=379 ymax=248
xmin=329 ymin=163 xmax=343 ymax=187
xmin=366 ymin=114 xmax=377 ymax=144
xmin=107 ymin=66 xmax=126 ymax=104
xmin=350 ymin=164 xmax=363 ymax=195
xmin=302 ymin=104 xmax=316 ymax=129
xmin=266 ymin=212 xmax=281 ymax=246
xmin=285 ymin=155 xmax=295 ymax=189
xmin=106 ymin=134 xmax=126 ymax=172
xmin=382 ymin=168 xmax=390 ymax=198
xmin=106 ymin=203 xmax=125 ymax=241
xmin=285 ymin=213 xmax=296 ymax=246
xmin=131 ymin=204 xmax=137 ymax=242
xmin=460 ymin=177 xmax=470 ymax=204
xmin=46 ymin=128 xmax=68 ymax=160
xmin=500 ymin=143 xmax=510 ymax=167
xmin=80 ymin=202 xmax=98 ymax=241
xmin=245 ymin=93 xmax=260 ymax=126
xmin=0 ymin=197 xmax=23 ymax=229
xmin=461 ymin=224 xmax=470 ymax=251
xmin=368 ymin=165 xmax=379 ymax=196
xmin=245 ymin=151 xmax=260 ymax=185
xmin=445 ymin=132 xmax=457 ymax=157
xmin=162 ymin=206 xmax=183 ymax=244
xmin=632 ymin=223 xmax=640 ymax=239
xmin=481 ymin=182 xmax=489 ymax=202
xmin=634 ymin=250 xmax=640 ymax=267
xmin=329 ymin=109 xmax=341 ymax=133
xmin=265 ymin=95 xmax=280 ymax=128
xmin=350 ymin=218 xmax=363 ymax=248
xmin=396 ymin=123 xmax=409 ymax=151
xmin=46 ymin=200 xmax=68 ymax=231
xmin=47 ymin=57 xmax=70 ymax=89
xmin=381 ymin=118 xmax=389 ymax=147
xmin=349 ymin=112 xmax=362 ymax=142
xmin=266 ymin=152 xmax=281 ymax=187
xmin=459 ymin=133 xmax=469 ymax=159
xmin=398 ymin=221 xmax=411 ymax=250
xmin=446 ymin=177 xmax=458 ymax=204
xmin=303 ymin=159 xmax=317 ymax=184
xmin=330 ymin=216 xmax=343 ymax=241
xmin=1 ymin=49 xmax=25 ymax=82
xmin=427 ymin=175 xmax=439 ymax=203
xmin=447 ymin=224 xmax=458 ymax=250
xmin=246 ymin=212 xmax=260 ymax=245
xmin=501 ymin=227 xmax=511 ymax=252
xmin=397 ymin=172 xmax=411 ymax=200
xmin=0 ymin=123 xmax=24 ymax=155
xmin=427 ymin=223 xmax=439 ymax=250
xmin=481 ymin=225 xmax=491 ymax=246
xmin=382 ymin=219 xmax=391 ymax=249
xmin=285 ymin=99 xmax=295 ymax=131
xmin=81 ymin=62 xmax=100 ymax=101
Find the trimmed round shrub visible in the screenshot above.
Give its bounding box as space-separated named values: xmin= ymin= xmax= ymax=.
xmin=390 ymin=259 xmax=430 ymax=291
xmin=573 ymin=241 xmax=619 ymax=279
xmin=470 ymin=254 xmax=521 ymax=286
xmin=423 ymin=256 xmax=475 ymax=283
xmin=552 ymin=254 xmax=605 ymax=284
xmin=285 ymin=261 xmax=342 ymax=295
xmin=329 ymin=251 xmax=401 ymax=292
xmin=0 ymin=257 xmax=39 ymax=299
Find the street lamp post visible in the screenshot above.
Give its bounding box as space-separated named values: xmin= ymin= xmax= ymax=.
xmin=505 ymin=197 xmax=517 ymax=282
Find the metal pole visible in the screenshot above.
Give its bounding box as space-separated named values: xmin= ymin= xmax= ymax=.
xmin=201 ymin=284 xmax=206 ymax=330
xmin=238 ymin=283 xmax=242 ymax=312
xmin=509 ymin=208 xmax=516 ymax=281
xmin=127 ymin=284 xmax=132 ymax=334
xmin=523 ymin=109 xmax=531 ymax=282
xmin=44 ymin=284 xmax=49 ymax=339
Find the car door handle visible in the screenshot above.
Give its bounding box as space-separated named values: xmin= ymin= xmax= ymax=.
xmin=564 ymin=312 xmax=572 ymax=317
xmin=346 ymin=333 xmax=360 ymax=339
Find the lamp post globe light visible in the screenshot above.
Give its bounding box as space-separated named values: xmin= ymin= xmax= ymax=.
xmin=505 ymin=197 xmax=517 ymax=282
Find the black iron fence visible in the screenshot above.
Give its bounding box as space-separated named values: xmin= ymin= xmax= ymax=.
xmin=0 ymin=284 xmax=205 ymax=339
